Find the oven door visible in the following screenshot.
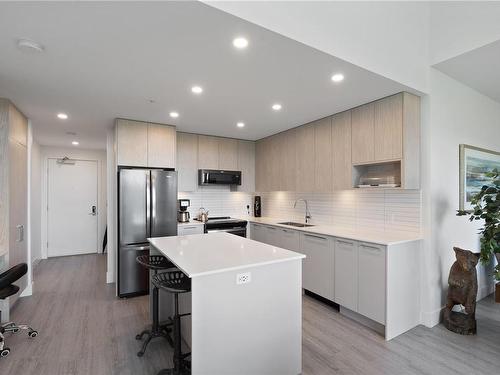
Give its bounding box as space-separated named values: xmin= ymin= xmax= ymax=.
xmin=206 ymin=227 xmax=247 ymax=237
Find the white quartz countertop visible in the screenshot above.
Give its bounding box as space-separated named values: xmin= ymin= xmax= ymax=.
xmin=245 ymin=216 xmax=422 ymax=246
xmin=148 ymin=232 xmax=305 ymax=278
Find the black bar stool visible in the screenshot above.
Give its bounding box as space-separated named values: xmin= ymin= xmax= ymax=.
xmin=153 ymin=270 xmax=191 ymax=375
xmin=135 ymin=255 xmax=177 ymax=357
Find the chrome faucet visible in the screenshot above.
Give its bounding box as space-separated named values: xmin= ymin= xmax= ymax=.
xmin=294 ymin=198 xmax=311 ymax=224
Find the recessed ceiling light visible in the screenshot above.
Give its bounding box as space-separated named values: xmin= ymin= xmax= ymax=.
xmin=233 ymin=37 xmax=249 ymax=49
xmin=331 ymin=73 xmax=344 ymax=83
xmin=169 ymin=112 xmax=179 ymax=118
xmin=272 ymin=104 xmax=282 ymax=111
xmin=191 ymin=86 xmax=203 ymax=94
xmin=72 ymin=141 xmax=79 ymax=146
xmin=237 ymin=122 xmax=245 ymax=128
xmin=17 ymin=38 xmax=45 ymax=53
xmin=57 ymin=113 xmax=68 ymax=120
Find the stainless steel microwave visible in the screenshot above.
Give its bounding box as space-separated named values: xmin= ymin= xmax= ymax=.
xmin=198 ymin=169 xmax=241 ymax=185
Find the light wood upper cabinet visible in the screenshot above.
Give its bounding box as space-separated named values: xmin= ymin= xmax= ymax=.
xmin=374 ymin=94 xmax=403 ymax=161
xmin=282 ymin=129 xmax=297 ymax=191
xmin=177 ymin=132 xmax=198 ymax=192
xmin=351 ymin=102 xmax=375 ymax=164
xmin=296 ymin=123 xmax=315 ymax=192
xmin=314 ymin=117 xmax=332 ymax=192
xmin=9 ymin=104 xmax=27 ymax=146
xmin=116 ymin=119 xmax=148 ymax=166
xmin=218 ymin=138 xmax=238 ymax=170
xmin=198 ymin=135 xmax=219 ymax=170
xmin=331 ymin=111 xmax=352 ymax=190
xmin=148 ymin=123 xmax=176 ymax=168
xmin=116 ymin=119 xmax=176 ymax=168
xmin=268 ymin=135 xmax=281 ymax=191
xmin=237 ymin=140 xmax=255 ymax=192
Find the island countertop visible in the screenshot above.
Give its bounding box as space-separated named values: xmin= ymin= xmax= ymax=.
xmin=148 ymin=232 xmax=305 ymax=278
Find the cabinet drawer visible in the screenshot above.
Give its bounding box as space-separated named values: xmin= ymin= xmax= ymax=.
xmin=250 ymin=223 xmax=267 ymax=244
xmin=178 ymin=225 xmax=204 ymax=236
xmin=358 ymin=242 xmax=386 ymax=324
xmin=334 ymin=238 xmax=358 ymax=311
xmin=276 ymin=228 xmax=300 ymax=252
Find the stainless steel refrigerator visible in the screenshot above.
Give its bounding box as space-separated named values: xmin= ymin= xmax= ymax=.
xmin=118 ymin=168 xmax=177 ymax=297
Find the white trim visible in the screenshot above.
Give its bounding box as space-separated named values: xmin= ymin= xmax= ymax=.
xmin=106 ymin=271 xmax=115 ymax=284
xmin=26 ymin=121 xmax=33 ymax=292
xmin=20 ymin=282 xmax=33 ymax=297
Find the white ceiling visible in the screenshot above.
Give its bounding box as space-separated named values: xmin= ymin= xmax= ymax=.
xmin=0 ymin=1 xmax=410 ymax=149
xmin=434 ymin=39 xmax=500 ymax=104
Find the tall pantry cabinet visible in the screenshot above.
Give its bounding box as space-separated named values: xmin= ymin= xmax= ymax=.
xmin=0 ymin=98 xmax=29 ymax=313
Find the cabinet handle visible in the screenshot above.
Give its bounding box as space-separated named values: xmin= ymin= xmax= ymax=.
xmin=360 ymin=244 xmax=382 ymax=253
xmin=337 ymin=239 xmax=354 ymax=246
xmin=267 ymin=226 xmax=277 ymax=230
xmin=182 ymin=226 xmax=198 ymax=230
xmin=304 ymin=233 xmax=327 ymax=241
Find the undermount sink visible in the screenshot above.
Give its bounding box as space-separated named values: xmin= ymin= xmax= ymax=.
xmin=277 ymin=221 xmax=315 ymax=228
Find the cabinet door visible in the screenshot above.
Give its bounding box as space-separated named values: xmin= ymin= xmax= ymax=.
xmin=301 ymin=233 xmax=334 ymax=301
xmin=116 ymin=119 xmax=148 ymax=166
xmin=374 ymin=94 xmax=403 ymax=161
xmin=268 ymin=135 xmax=281 ymax=191
xmin=9 ymin=103 xmax=27 ymax=146
xmin=332 ymin=111 xmax=352 ymax=190
xmin=178 ymin=225 xmax=204 ymax=236
xmin=177 ymin=133 xmax=198 ymax=192
xmin=334 ymin=238 xmax=358 ymax=311
xmin=9 ymin=140 xmax=28 ymax=304
xmin=148 ymin=123 xmax=176 ymax=168
xmin=358 ymin=243 xmax=386 ymax=324
xmin=198 ymin=135 xmax=219 ymax=170
xmin=314 ymin=117 xmax=332 ymax=192
xmin=255 ymin=140 xmax=266 ymax=192
xmin=218 ymin=138 xmax=238 ymax=170
xmin=282 ymin=129 xmax=297 ymax=191
xmin=351 ymin=103 xmax=375 ymax=164
xmin=276 ymin=228 xmax=300 ymax=252
xmin=296 ymin=123 xmax=315 ymax=192
xmin=237 ymin=140 xmax=255 ymax=192
xmin=265 ymin=225 xmax=280 ymax=247
xmin=250 ymin=223 xmax=267 ymax=244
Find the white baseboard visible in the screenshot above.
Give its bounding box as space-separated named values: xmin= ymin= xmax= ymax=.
xmin=20 ymin=282 xmax=33 ymax=297
xmin=106 ymin=271 xmax=115 ymax=284
xmin=32 ymin=257 xmax=42 ymax=268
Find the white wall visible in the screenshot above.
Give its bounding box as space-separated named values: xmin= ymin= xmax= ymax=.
xmin=39 ymin=146 xmax=107 ymax=259
xmin=205 ymin=1 xmax=430 ymax=92
xmin=106 ymin=129 xmax=116 ymax=284
xmin=430 ymin=2 xmax=500 ymax=64
xmin=30 ymin=140 xmax=42 ymax=264
xmin=420 ymin=69 xmax=500 ymax=326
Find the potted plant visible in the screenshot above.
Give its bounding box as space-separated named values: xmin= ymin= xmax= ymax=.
xmin=457 ymin=169 xmax=500 ymax=281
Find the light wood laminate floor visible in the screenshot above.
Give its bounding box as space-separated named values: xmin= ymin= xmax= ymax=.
xmin=1 ymin=254 xmax=499 ymax=375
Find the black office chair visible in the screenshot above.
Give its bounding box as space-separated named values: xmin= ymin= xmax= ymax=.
xmin=0 ymin=263 xmax=38 ymax=358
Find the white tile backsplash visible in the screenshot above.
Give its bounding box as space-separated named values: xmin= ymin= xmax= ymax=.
xmin=260 ymin=189 xmax=421 ymax=235
xmin=179 ymin=187 xmax=421 ymax=235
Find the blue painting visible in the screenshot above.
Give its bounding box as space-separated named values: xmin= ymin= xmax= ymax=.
xmin=460 ymin=144 xmax=500 ymax=210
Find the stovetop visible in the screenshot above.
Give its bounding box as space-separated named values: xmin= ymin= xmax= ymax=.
xmin=193 ymin=216 xmax=248 ymax=228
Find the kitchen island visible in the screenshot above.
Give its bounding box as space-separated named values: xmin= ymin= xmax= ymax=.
xmin=148 ymin=232 xmax=305 ymax=375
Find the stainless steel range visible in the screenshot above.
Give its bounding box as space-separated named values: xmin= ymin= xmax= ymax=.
xmin=194 ymin=216 xmax=248 ymax=237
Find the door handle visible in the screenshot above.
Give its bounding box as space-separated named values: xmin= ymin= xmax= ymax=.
xmin=90 ymin=205 xmax=97 ymax=215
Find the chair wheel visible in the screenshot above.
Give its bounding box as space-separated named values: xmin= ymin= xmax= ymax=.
xmin=137 ymin=351 xmax=144 ymax=357
xmin=0 ymin=348 xmax=10 ymax=357
xmin=12 ymin=328 xmax=20 ymax=333
xmin=135 ymin=334 xmax=141 ymax=340
xmin=28 ymin=330 xmax=38 ymax=338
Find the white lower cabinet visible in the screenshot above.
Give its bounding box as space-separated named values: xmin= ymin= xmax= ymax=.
xmin=249 ymin=222 xmax=387 ymax=327
xmin=334 ymin=238 xmax=358 ymax=311
xmin=301 ymin=233 xmax=334 ymax=301
xmin=357 ymin=242 xmax=386 ymax=324
xmin=177 ymin=224 xmax=204 ymax=236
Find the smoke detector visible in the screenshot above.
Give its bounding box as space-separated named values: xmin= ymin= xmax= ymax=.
xmin=17 ymin=38 xmax=45 ymax=53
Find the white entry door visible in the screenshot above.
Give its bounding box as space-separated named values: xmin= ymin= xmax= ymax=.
xmin=47 ymin=158 xmax=98 ymax=257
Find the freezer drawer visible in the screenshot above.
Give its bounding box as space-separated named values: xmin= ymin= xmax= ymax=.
xmin=118 ymin=245 xmax=149 ymax=297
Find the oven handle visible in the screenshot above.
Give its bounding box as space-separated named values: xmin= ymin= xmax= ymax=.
xmin=207 ymin=227 xmax=247 ymax=233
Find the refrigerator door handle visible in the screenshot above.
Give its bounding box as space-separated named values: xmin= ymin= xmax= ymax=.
xmin=146 ymin=171 xmax=151 ymax=238
xmin=151 ymin=174 xmax=157 ymax=232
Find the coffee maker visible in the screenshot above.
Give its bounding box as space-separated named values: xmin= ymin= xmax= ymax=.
xmin=178 ymin=199 xmax=191 ymax=223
